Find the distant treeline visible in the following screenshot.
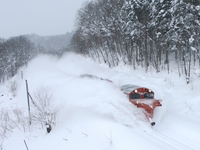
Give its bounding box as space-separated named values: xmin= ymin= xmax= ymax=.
xmin=71 ymin=0 xmax=200 ymax=83
xmin=0 ymin=33 xmax=72 ymax=82
xmin=0 ymin=36 xmax=35 ymax=81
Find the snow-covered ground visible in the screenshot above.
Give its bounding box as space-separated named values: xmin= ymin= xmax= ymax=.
xmin=0 ymin=53 xmax=200 ymax=150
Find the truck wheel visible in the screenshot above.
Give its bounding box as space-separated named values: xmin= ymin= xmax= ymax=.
xmin=151 ymin=122 xmax=155 ymax=126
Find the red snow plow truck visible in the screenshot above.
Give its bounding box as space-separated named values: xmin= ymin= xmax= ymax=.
xmin=121 ymin=84 xmax=162 ymax=126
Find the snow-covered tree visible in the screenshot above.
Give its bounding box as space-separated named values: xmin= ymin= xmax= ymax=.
xmin=71 ymin=0 xmax=200 ymax=83
xmin=169 ymin=0 xmax=200 ymax=83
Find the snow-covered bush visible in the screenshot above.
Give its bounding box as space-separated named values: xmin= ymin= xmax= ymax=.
xmin=0 ymin=107 xmax=28 ymax=145
xmin=31 ymin=86 xmax=59 ymax=130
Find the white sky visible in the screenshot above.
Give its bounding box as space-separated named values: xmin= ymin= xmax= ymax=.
xmin=0 ymin=0 xmax=88 ymax=38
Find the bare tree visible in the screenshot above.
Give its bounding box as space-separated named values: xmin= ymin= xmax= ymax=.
xmin=30 ymin=86 xmax=60 ymax=133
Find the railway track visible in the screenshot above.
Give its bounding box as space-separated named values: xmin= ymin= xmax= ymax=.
xmin=152 ymin=131 xmax=195 ymax=150
xmin=136 ymin=129 xmax=195 ymax=150
xmin=135 ymin=121 xmax=196 ymax=150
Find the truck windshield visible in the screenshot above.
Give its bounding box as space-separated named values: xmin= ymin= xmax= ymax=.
xmin=144 ymin=93 xmax=154 ymax=99
xmin=130 ymin=93 xmax=140 ymax=99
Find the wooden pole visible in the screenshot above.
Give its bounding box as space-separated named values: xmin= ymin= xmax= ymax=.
xmin=24 ymin=140 xmax=29 ymax=150
xmin=25 ymin=80 xmax=31 ymax=126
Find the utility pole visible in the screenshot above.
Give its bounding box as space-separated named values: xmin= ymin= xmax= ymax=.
xmin=25 ymin=80 xmax=31 ymax=126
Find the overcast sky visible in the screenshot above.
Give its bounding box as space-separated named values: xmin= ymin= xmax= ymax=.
xmin=0 ymin=0 xmax=88 ymax=38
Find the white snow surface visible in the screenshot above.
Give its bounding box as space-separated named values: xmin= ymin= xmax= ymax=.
xmin=0 ymin=53 xmax=200 ymax=150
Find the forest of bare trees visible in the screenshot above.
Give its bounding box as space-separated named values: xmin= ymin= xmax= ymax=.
xmin=71 ymin=0 xmax=200 ymax=84
xmin=0 ymin=36 xmax=35 ymax=82
xmin=0 ymin=33 xmax=72 ymax=82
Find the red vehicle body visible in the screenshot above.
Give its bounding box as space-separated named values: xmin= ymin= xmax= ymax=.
xmin=121 ymin=84 xmax=162 ymax=126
